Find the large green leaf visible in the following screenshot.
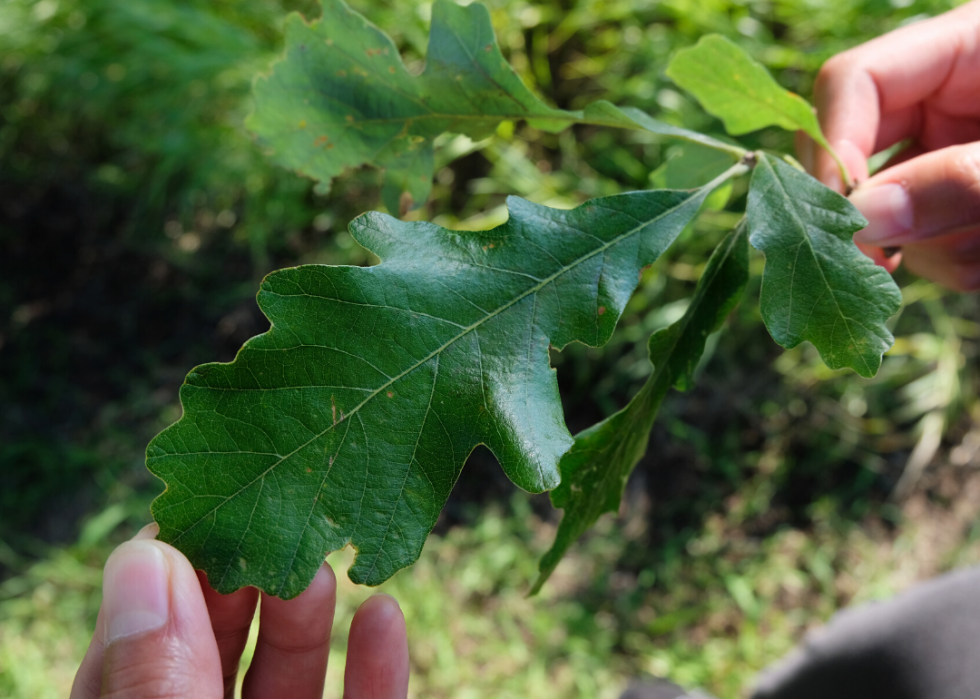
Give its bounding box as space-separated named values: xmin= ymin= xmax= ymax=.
xmin=247 ymin=0 xmax=744 ymax=215
xmin=147 ymin=174 xmax=741 ymax=597
xmin=746 ymin=154 xmax=901 ymax=377
xmin=532 ymin=223 xmax=750 ymax=594
xmin=665 ymin=35 xmax=823 ymax=143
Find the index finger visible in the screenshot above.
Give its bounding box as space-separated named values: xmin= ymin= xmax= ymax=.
xmin=813 ymin=0 xmax=980 ymax=189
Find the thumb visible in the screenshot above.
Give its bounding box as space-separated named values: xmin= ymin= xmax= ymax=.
xmin=98 ymin=539 xmax=223 ymax=699
xmin=849 ymin=142 xmax=980 ymax=247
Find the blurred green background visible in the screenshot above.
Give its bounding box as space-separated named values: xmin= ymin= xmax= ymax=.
xmin=2 ymin=0 xmax=979 ymax=697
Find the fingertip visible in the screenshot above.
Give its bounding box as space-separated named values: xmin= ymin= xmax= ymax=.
xmin=849 ymin=183 xmax=913 ymax=245
xmin=273 ymin=559 xmax=337 ymax=605
xmin=102 ymin=540 xmax=170 ymax=644
xmin=882 ymin=251 xmax=902 ymax=274
xmin=355 ymin=593 xmax=405 ymax=627
xmin=855 ymin=241 xmax=902 ymax=272
xmin=345 ymin=593 xmax=409 ymax=699
xmin=309 ymin=560 xmax=338 ymax=598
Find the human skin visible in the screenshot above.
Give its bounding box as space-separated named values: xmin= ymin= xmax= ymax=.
xmin=797 ymin=0 xmax=980 ymax=291
xmin=71 ymin=524 xmax=410 ymax=699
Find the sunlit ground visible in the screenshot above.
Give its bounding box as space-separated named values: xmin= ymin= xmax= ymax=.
xmin=5 ymin=445 xmax=980 ymax=699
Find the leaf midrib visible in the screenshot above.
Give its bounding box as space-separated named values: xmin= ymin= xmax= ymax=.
xmin=167 ymin=190 xmax=703 ymax=542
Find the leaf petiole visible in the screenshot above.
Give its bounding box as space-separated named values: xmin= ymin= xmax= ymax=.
xmin=701 ymin=158 xmax=752 ymax=192
xmin=821 ymin=139 xmax=855 ymax=193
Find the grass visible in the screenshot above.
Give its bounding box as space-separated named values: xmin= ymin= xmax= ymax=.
xmin=6 ymin=440 xmax=980 ymax=699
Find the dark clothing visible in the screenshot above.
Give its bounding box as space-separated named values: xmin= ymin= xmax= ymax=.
xmin=621 ymin=566 xmax=980 ymax=699
xmin=751 ymin=566 xmax=980 ymax=699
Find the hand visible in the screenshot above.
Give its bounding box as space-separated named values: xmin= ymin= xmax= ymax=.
xmin=798 ymin=0 xmax=980 ymax=290
xmin=70 ymin=524 xmax=409 ymax=699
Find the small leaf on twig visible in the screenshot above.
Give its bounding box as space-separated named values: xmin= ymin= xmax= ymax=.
xmin=746 ymin=154 xmax=901 ymax=377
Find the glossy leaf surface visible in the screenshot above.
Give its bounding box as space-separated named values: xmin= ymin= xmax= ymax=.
xmin=746 ymin=154 xmax=901 ymax=377
xmin=532 ymin=224 xmax=750 ymax=593
xmin=148 ymin=185 xmax=721 ymax=596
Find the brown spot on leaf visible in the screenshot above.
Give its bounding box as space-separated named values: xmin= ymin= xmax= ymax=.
xmin=389 ymin=65 xmax=396 ymax=73
xmin=314 ymin=135 xmax=329 ymax=147
xmin=387 ymin=391 xmax=394 ymax=398
xmin=484 ymin=44 xmax=493 ymax=52
xmin=598 ymin=306 xmax=606 ymax=315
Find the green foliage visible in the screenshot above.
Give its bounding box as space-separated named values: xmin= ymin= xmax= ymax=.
xmin=747 ymin=154 xmax=902 ymax=377
xmin=665 ymin=35 xmax=824 ymax=147
xmin=0 ymin=0 xmax=332 ymax=273
xmin=249 ymin=0 xmax=566 ymax=214
xmin=150 ymin=0 xmax=904 ymax=595
xmin=148 ymin=180 xmax=731 ymax=594
xmin=533 ymin=223 xmax=750 ymax=593
xmin=665 ymin=35 xmax=853 ymax=185
xmin=3 ymin=2 xmax=978 ymax=697
xmin=248 ymin=0 xmax=743 ymax=216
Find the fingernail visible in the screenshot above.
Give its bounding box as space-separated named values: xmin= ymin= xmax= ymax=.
xmin=103 ymin=540 xmax=170 ymax=643
xmin=849 ymin=183 xmax=913 ymax=244
xmin=133 ymin=522 xmax=160 ymax=540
